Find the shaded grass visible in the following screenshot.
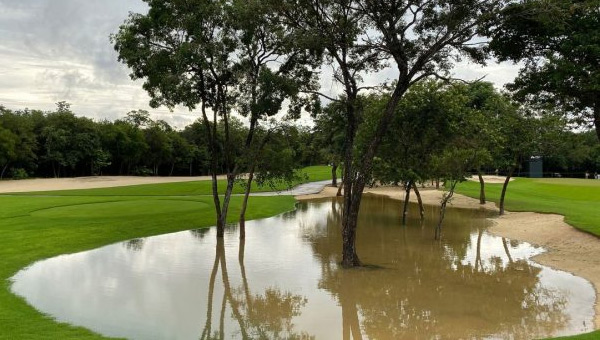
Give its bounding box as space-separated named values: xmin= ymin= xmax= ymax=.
xmin=457 ymin=177 xmax=600 ymax=340
xmin=8 ymin=165 xmax=337 ymax=197
xmin=0 ymin=167 xmax=331 ymax=339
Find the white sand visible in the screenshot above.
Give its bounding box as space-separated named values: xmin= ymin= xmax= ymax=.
xmin=0 ymin=176 xmax=224 ymax=193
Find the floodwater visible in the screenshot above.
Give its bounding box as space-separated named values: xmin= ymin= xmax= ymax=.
xmin=11 ymin=195 xmax=595 ymax=339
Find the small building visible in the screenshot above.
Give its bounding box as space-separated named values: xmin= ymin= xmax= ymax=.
xmin=528 ymin=156 xmax=543 ymax=178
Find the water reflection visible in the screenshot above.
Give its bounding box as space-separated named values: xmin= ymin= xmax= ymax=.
xmin=200 ymin=239 xmax=311 ymax=340
xmin=11 ymin=196 xmax=595 ymax=339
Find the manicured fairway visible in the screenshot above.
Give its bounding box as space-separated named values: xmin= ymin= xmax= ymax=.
xmin=457 ymin=178 xmax=600 ymax=236
xmin=0 ymin=167 xmax=331 ymax=339
xmin=457 ymin=177 xmax=600 ymax=340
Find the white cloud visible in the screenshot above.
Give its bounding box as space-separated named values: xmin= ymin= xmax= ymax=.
xmin=0 ymin=0 xmax=522 ymax=129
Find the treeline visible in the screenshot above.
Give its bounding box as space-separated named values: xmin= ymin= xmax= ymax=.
xmin=0 ymin=102 xmax=324 ymax=180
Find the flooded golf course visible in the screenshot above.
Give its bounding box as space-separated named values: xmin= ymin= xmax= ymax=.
xmin=11 ymin=195 xmax=595 ymax=339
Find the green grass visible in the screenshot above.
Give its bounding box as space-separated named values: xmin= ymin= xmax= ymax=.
xmin=8 ymin=165 xmax=336 ymax=197
xmin=457 ymin=178 xmax=600 ymax=236
xmin=0 ymin=166 xmax=334 ymax=339
xmin=2 ymin=169 xmax=598 ymax=339
xmin=457 ymin=177 xmax=600 ymax=340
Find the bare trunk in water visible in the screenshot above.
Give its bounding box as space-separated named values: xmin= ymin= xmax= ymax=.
xmin=499 ymin=167 xmax=514 ymax=216
xmin=239 ymin=166 xmax=255 ymax=240
xmin=412 ymin=184 xmax=425 ymax=220
xmin=401 ymin=182 xmax=411 ymax=225
xmin=478 ymin=171 xmax=486 ymax=204
xmin=436 ymin=180 xmax=458 ymax=240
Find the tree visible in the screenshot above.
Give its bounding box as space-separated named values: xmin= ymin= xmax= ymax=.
xmin=313 ymin=102 xmax=346 ymax=187
xmin=488 ymin=0 xmax=600 ymax=142
xmin=0 ymin=126 xmax=17 ymax=179
xmin=281 ymin=0 xmax=507 ymax=267
xmin=113 ymin=0 xmax=315 ymax=238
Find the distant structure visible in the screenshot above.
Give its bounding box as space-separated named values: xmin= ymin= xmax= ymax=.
xmin=528 ymin=157 xmax=543 ymax=178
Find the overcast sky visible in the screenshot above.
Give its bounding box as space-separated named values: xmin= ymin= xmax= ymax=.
xmin=0 ymin=0 xmax=522 ymax=129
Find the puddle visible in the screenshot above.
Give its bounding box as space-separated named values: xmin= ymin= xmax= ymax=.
xmin=11 ymin=195 xmax=595 ymax=339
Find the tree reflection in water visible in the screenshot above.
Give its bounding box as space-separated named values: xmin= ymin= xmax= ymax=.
xmin=303 ymin=196 xmax=568 ymax=340
xmin=200 ymin=237 xmax=313 ymax=340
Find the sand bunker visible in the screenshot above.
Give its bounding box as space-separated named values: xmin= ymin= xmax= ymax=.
xmin=0 ymin=176 xmax=225 ymax=193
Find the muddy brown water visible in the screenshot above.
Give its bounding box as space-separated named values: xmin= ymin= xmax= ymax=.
xmin=11 ymin=195 xmax=595 ymax=339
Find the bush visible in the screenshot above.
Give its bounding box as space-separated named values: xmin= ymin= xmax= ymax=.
xmin=132 ymin=167 xmax=153 ymax=176
xmin=11 ymin=168 xmax=29 ymax=180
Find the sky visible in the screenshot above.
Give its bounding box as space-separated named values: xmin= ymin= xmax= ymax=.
xmin=0 ymin=0 xmax=522 ymax=129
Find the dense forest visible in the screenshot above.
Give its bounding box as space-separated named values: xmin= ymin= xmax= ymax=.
xmin=0 ymin=102 xmax=324 ymax=180
xmin=1 ymin=88 xmax=598 ymax=182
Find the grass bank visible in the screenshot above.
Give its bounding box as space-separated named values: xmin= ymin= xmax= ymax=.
xmin=457 ymin=177 xmax=600 ymax=340
xmin=0 ymin=166 xmax=333 ymax=339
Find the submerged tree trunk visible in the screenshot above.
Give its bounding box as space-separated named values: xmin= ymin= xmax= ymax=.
xmin=401 ymin=181 xmax=411 ymax=225
xmin=340 ymin=83 xmax=407 ymax=268
xmin=412 ymin=184 xmax=425 ymax=220
xmin=499 ymin=167 xmax=514 ymax=216
xmin=478 ymin=171 xmax=486 ymax=204
xmin=436 ymin=180 xmax=458 ymax=240
xmin=239 ymin=167 xmax=255 ymax=240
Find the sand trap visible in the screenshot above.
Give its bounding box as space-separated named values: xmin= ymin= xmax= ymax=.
xmin=298 ymin=185 xmax=600 ymax=329
xmin=0 ymin=176 xmax=224 ymax=193
xmin=468 ymin=175 xmax=514 ymax=184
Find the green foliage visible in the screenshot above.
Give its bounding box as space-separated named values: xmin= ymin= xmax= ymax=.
xmin=10 ymin=168 xmax=29 ymax=180
xmin=488 ymin=0 xmax=600 ymax=140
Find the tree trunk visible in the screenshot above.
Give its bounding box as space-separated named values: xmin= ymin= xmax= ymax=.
xmin=436 ymin=180 xmax=458 ymax=240
xmin=412 ymin=184 xmax=425 ymax=220
xmin=401 ymin=181 xmax=411 ymax=225
xmin=499 ymin=167 xmax=514 ymax=216
xmin=478 ymin=171 xmax=486 ymax=204
xmin=340 ymin=82 xmax=408 ymax=267
xmin=239 ymin=166 xmax=255 ymax=240
xmin=435 ymin=179 xmax=440 ymax=189
xmin=170 ymin=162 xmax=175 ymax=176
xmin=594 ymin=103 xmax=600 ymax=142
xmin=331 ymin=163 xmax=338 ymax=187
xmin=217 ymin=174 xmax=236 ymax=238
xmin=0 ymin=163 xmax=8 ymax=180
xmin=336 ymin=167 xmax=344 ymax=196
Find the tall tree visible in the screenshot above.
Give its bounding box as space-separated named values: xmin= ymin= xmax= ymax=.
xmin=488 ymin=0 xmax=600 ymax=141
xmin=282 ymin=0 xmax=506 ymax=267
xmin=113 ymin=0 xmax=314 ymax=237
